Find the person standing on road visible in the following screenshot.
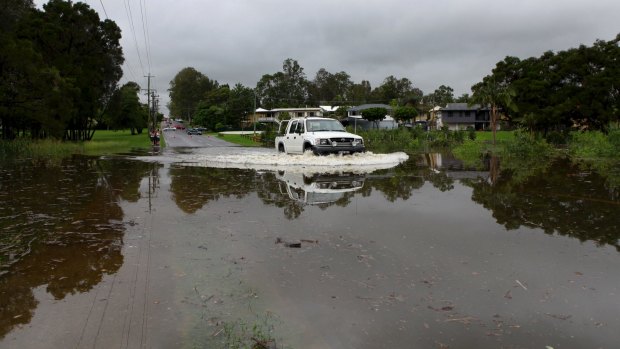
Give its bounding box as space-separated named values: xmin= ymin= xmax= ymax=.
xmin=154 ymin=129 xmax=160 ymax=146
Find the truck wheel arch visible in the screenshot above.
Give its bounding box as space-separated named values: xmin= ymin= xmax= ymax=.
xmin=303 ymin=142 xmax=314 ymax=154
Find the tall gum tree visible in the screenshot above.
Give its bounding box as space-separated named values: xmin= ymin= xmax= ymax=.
xmin=17 ymin=0 xmax=124 ymax=141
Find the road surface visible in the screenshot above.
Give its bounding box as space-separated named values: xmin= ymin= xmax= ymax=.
xmin=161 ymin=129 xmax=239 ymax=148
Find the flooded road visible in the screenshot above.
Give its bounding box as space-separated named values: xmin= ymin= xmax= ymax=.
xmin=0 ymin=140 xmax=619 ymax=348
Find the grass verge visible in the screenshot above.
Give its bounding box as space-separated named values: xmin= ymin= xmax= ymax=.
xmin=216 ymin=133 xmax=262 ymax=147
xmin=85 ymin=130 xmax=153 ymax=154
xmin=0 ymin=130 xmax=155 ymax=160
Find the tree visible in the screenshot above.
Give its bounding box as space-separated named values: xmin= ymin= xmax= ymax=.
xmin=0 ymin=0 xmax=34 ymax=32
xmin=193 ymin=104 xmax=226 ymax=131
xmin=168 ymin=67 xmax=218 ymax=120
xmin=478 ymin=34 xmax=620 ymax=134
xmin=255 ymin=58 xmax=308 ymax=108
xmin=308 ymin=68 xmax=353 ymax=104
xmin=0 ymin=32 xmax=72 ymax=139
xmin=1 ymin=0 xmax=123 ymax=140
xmin=18 ymin=0 xmax=124 ymax=141
xmin=362 ymin=107 xmax=388 ymax=129
xmin=105 ymin=82 xmax=147 ymax=134
xmin=432 ymin=85 xmax=455 ymax=106
xmin=373 ymin=76 xmax=413 ymax=103
xmin=227 ymin=83 xmax=255 ymax=129
xmin=401 ymin=87 xmax=424 ymax=107
xmin=350 ymin=80 xmax=372 ymax=104
xmin=393 ymin=106 xmax=419 ymax=123
xmin=455 ymin=93 xmax=470 ymax=103
xmin=471 ymin=77 xmax=517 ymax=145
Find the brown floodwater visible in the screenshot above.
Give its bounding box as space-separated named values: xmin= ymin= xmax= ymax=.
xmin=0 ymin=150 xmax=618 ymax=348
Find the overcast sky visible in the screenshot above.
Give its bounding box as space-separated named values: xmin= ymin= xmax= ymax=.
xmin=34 ymin=0 xmax=620 ymax=115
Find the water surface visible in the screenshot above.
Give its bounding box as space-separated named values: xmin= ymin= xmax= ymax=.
xmin=0 ymin=150 xmax=618 ymax=348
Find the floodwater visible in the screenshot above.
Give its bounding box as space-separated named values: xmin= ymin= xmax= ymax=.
xmin=0 ymin=145 xmax=619 ymax=348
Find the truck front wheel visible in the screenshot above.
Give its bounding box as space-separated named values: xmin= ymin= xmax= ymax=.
xmin=304 ymin=143 xmax=318 ymax=155
xmin=278 ymin=143 xmax=285 ymax=153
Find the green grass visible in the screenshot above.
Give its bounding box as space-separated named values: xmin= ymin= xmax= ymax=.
xmin=473 ymin=130 xmax=515 ymax=142
xmin=0 ymin=138 xmax=82 ymax=159
xmin=1 ymin=130 xmax=156 ymax=160
xmin=85 ymin=129 xmax=154 ymax=154
xmin=216 ymin=133 xmax=262 ymax=147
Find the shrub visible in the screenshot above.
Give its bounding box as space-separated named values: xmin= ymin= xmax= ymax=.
xmin=569 ymin=131 xmax=614 ymax=158
xmin=545 ymin=130 xmax=569 ymax=145
xmin=468 ymin=128 xmax=477 ymax=141
xmin=502 ymin=130 xmax=553 ymax=159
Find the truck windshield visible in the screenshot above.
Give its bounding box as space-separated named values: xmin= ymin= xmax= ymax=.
xmin=306 ymin=120 xmax=346 ymax=132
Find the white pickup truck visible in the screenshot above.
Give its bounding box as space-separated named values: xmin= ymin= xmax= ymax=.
xmin=275 ymin=117 xmax=365 ymax=155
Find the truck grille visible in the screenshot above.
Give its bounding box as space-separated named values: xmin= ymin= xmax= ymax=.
xmin=329 ymin=137 xmax=355 ymax=146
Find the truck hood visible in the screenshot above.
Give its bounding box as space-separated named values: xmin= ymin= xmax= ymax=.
xmin=308 ymin=131 xmax=362 ymax=139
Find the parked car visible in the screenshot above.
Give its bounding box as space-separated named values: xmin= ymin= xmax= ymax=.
xmin=187 ymin=128 xmax=202 ymax=135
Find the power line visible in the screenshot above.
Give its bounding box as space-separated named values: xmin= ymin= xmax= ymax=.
xmin=98 ymin=0 xmax=108 ymax=19
xmin=139 ymin=0 xmax=152 ymax=73
xmin=123 ymin=0 xmax=145 ymax=76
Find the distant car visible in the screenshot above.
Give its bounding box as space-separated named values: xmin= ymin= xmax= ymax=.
xmin=163 ymin=127 xmax=176 ymax=132
xmin=187 ymin=128 xmax=202 ymax=135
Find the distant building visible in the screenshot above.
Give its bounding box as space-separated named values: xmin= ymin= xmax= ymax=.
xmin=320 ymin=105 xmax=340 ymax=117
xmin=438 ymin=103 xmax=491 ymax=131
xmin=346 ymin=104 xmax=397 ymax=130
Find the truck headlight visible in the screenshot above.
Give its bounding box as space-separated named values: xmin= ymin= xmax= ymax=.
xmin=317 ymin=139 xmax=330 ymax=145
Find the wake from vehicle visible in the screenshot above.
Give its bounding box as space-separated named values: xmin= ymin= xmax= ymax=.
xmin=142 ymin=148 xmax=409 ymax=173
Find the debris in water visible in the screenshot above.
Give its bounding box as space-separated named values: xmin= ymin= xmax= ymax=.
xmin=545 ymin=313 xmax=572 ymax=321
xmin=275 ymin=237 xmax=301 ymax=248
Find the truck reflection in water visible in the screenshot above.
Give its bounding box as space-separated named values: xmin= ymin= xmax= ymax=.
xmin=276 ymin=171 xmax=365 ymax=206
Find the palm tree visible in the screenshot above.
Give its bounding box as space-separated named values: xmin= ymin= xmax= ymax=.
xmin=470 ymin=77 xmax=517 ymax=145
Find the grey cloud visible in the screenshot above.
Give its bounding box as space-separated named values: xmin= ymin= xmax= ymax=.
xmin=34 ymin=0 xmax=620 ymax=114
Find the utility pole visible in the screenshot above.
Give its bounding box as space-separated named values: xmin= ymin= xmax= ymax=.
xmin=253 ymin=89 xmax=257 ymax=134
xmin=145 ymin=73 xmax=155 ymax=130
xmin=151 ymin=91 xmax=158 ymax=128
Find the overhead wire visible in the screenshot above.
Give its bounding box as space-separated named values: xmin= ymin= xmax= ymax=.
xmin=123 ymin=0 xmax=146 ymax=77
xmin=139 ymin=0 xmax=152 ymax=74
xmin=98 ymin=0 xmax=108 ymax=19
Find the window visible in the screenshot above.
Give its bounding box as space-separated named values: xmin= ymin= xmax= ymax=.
xmin=288 ymin=121 xmax=297 ymax=134
xmin=297 ymin=112 xmax=303 ymax=117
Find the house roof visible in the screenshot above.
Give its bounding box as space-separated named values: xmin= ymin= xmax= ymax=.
xmin=347 ymin=104 xmax=393 ymax=112
xmin=271 ymin=107 xmax=322 ymax=112
xmin=320 ymin=105 xmax=340 ymax=112
xmin=442 ymin=103 xmax=486 ymax=111
xmin=255 ymin=108 xmax=269 ymax=112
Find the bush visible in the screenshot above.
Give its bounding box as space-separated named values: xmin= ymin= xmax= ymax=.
xmin=468 ymin=128 xmax=477 ymax=141
xmin=452 ymin=139 xmax=485 ymax=168
xmin=502 ymin=130 xmax=553 ymax=159
xmin=261 ymin=128 xmax=275 ymax=145
xmin=569 ymin=131 xmax=615 ymax=158
xmin=545 ymin=130 xmax=569 ymax=145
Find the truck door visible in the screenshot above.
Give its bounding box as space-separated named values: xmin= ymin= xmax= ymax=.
xmin=287 ymin=120 xmax=304 ymax=153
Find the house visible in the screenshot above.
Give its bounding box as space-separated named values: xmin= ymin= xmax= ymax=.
xmin=437 ymin=103 xmax=491 ymax=131
xmin=319 ymin=105 xmax=340 ymax=116
xmin=346 ymin=104 xmax=397 ymax=130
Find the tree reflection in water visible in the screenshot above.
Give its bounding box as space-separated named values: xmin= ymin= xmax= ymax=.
xmin=464 ymin=157 xmax=620 ymax=250
xmin=0 ymin=157 xmax=158 ymax=338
